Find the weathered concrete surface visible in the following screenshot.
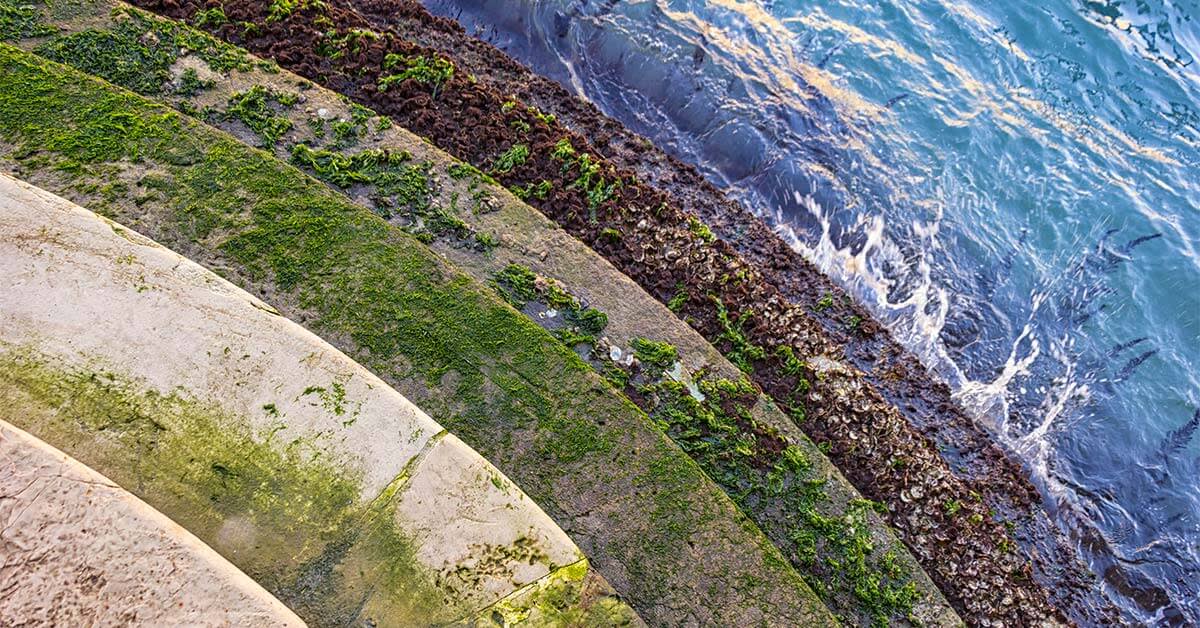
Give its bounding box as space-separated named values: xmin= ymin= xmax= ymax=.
xmin=0 ymin=173 xmax=634 ymax=626
xmin=0 ymin=419 xmax=305 ymax=627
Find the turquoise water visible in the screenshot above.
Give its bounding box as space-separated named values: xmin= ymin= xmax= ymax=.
xmin=428 ymin=0 xmax=1200 ymax=622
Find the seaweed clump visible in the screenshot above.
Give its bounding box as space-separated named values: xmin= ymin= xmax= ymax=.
xmin=222 ymin=85 xmax=297 ymax=147
xmin=493 ymin=264 xmax=608 ymax=349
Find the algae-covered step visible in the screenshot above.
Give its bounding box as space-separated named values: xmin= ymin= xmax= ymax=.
xmin=0 ymin=419 xmax=303 ymax=627
xmin=0 ymin=3 xmax=959 ymax=623
xmin=0 ymin=42 xmax=836 ymax=625
xmin=0 ymin=173 xmax=635 ymax=626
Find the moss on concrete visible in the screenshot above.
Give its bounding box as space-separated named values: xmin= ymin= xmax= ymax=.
xmin=641 ymin=376 xmax=919 ymax=626
xmin=0 ymin=0 xmax=55 ymax=40
xmin=492 ymin=263 xmax=608 ymax=349
xmin=0 ymin=11 xmax=938 ymax=621
xmin=477 ymin=560 xmax=639 ymax=627
xmin=221 ymin=84 xmax=295 ymax=147
xmin=17 ymin=3 xmax=935 ymax=612
xmin=476 ymin=264 xmax=935 ymax=625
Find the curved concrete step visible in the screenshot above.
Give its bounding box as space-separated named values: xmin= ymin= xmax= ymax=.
xmin=0 ymin=419 xmax=305 ymax=627
xmin=0 ymin=173 xmax=638 ymax=626
xmin=0 ymin=3 xmax=955 ymax=624
xmin=0 ymin=40 xmax=834 ymax=624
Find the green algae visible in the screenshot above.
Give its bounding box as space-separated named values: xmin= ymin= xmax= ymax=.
xmin=775 ymin=344 xmax=812 ymax=420
xmin=222 ymin=84 xmax=295 ymax=147
xmin=325 ymin=100 xmax=375 ymax=148
xmin=191 ymin=5 xmax=226 ymax=28
xmin=490 ymin=142 xmax=528 ymax=175
xmin=550 ymin=136 xmax=621 ymax=214
xmin=492 ymin=263 xmax=609 ymax=349
xmin=687 ymin=215 xmax=716 ymax=244
xmin=667 ymin=284 xmax=690 ymax=313
xmin=289 ymin=144 xmax=430 ymax=215
xmin=631 ymin=338 xmax=678 ymax=374
xmin=288 ymin=144 xmax=481 ymax=244
xmin=316 ymin=27 xmax=380 ymax=61
xmin=0 ymin=44 xmax=827 ymax=623
xmin=484 ymin=218 xmax=921 ymax=624
xmin=641 ymin=375 xmax=918 ymax=626
xmin=35 ymin=22 xmax=171 ymax=94
xmin=29 ymin=2 xmax=255 ymax=95
xmin=378 ymin=52 xmax=454 ymax=97
xmin=0 ymin=348 xmax=448 ymax=625
xmin=477 ymin=560 xmax=638 ymax=627
xmin=492 ymin=263 xmax=540 ymax=306
xmin=266 ymin=0 xmax=325 ymax=24
xmin=175 ymin=67 xmax=212 ymax=96
xmin=0 ymin=0 xmax=54 ymax=40
xmin=510 ymin=178 xmax=552 ymax=201
xmin=711 ymin=297 xmax=767 ymax=375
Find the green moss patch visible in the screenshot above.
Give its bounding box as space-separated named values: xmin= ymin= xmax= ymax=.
xmin=631 ymin=337 xmax=677 ymax=378
xmin=490 ymin=142 xmax=528 ymax=176
xmin=26 ymin=4 xmax=254 ymax=97
xmin=35 ymin=23 xmax=171 ymax=94
xmin=487 ymin=258 xmax=920 ymax=625
xmin=550 ymin=137 xmax=622 ymax=216
xmin=492 ymin=263 xmax=608 ymax=350
xmin=478 ymin=560 xmax=638 ymax=626
xmin=378 ymin=52 xmax=453 ymax=97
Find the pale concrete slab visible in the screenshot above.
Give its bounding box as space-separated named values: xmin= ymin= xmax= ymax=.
xmin=0 ymin=419 xmax=305 ymax=627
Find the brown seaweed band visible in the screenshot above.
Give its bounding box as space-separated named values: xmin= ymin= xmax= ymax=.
xmin=122 ymin=0 xmax=1074 ymax=623
xmin=0 ymin=44 xmax=836 ymax=626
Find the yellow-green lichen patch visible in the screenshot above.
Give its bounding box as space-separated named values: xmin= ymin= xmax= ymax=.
xmin=474 ymin=560 xmax=640 ymax=627
xmin=0 ymin=348 xmax=450 ymax=625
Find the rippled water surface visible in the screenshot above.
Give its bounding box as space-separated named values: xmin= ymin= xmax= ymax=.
xmin=427 ymin=0 xmax=1200 ymax=622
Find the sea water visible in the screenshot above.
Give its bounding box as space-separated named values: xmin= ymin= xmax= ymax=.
xmin=426 ymin=0 xmax=1200 ymax=622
